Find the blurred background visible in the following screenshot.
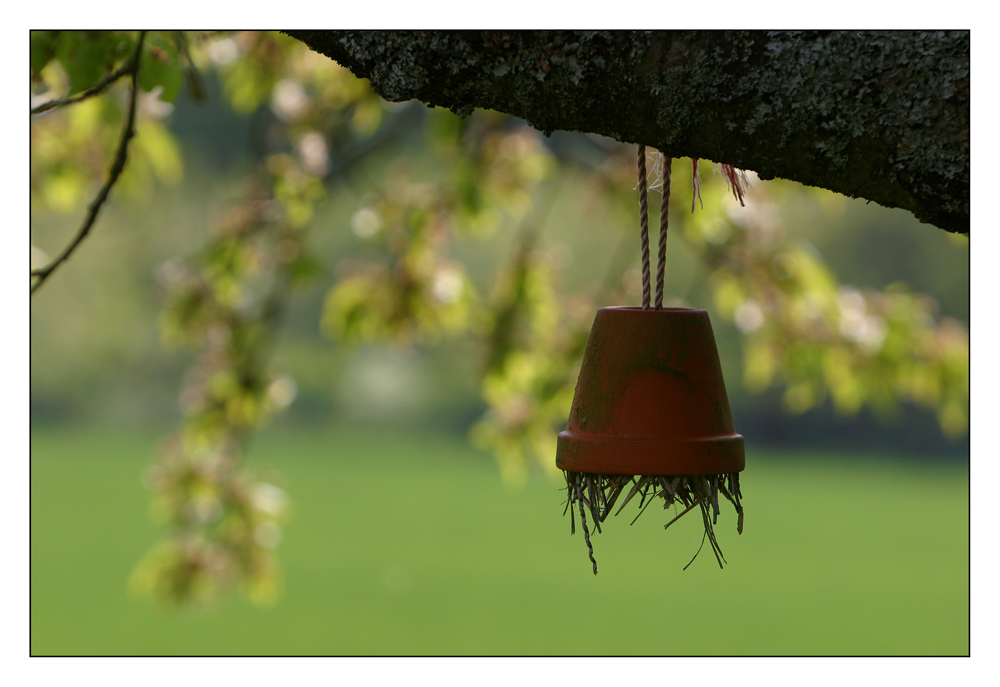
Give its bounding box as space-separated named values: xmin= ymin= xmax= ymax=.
xmin=30 ymin=32 xmax=969 ymax=655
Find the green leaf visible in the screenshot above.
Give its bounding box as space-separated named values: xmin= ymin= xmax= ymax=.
xmin=30 ymin=31 xmax=56 ymax=76
xmin=134 ymin=120 xmax=183 ymax=183
xmin=55 ymin=31 xmax=122 ymax=94
xmin=139 ymin=38 xmax=183 ymax=103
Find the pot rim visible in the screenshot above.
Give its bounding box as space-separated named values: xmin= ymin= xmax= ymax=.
xmin=556 ymin=430 xmax=745 ymax=475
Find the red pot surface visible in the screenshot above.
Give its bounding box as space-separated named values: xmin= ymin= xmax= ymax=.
xmin=556 ymin=307 xmax=745 ymax=475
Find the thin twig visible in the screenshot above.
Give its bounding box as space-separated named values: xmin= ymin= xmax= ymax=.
xmin=174 ymin=31 xmax=205 ymax=102
xmin=31 ymin=32 xmax=146 ymax=296
xmin=31 ymin=61 xmax=132 ymax=116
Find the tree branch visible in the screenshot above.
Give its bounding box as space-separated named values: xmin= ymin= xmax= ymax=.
xmin=31 ymin=61 xmax=132 ymax=116
xmin=284 ymin=30 xmax=969 ymax=234
xmin=31 ymin=32 xmax=146 ymax=296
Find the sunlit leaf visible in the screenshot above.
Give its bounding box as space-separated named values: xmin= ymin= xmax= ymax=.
xmin=55 ymin=31 xmax=130 ymax=95
xmin=134 ymin=120 xmax=183 ymax=183
xmin=30 ymin=30 xmax=57 ymax=76
xmin=139 ymin=43 xmax=184 ymax=103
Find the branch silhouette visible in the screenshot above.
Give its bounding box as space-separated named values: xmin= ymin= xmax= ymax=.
xmin=31 ymin=31 xmax=147 ymax=296
xmin=31 ymin=61 xmax=132 ymax=116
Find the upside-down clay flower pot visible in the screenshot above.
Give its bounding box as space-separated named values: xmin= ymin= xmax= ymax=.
xmin=556 ymin=306 xmax=745 ymax=574
xmin=556 ymin=306 xmax=744 ymax=476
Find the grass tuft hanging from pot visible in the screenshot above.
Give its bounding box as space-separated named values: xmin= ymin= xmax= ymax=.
xmin=556 ymin=146 xmax=745 ymax=574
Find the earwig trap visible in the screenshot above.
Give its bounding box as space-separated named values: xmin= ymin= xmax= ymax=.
xmin=555 ymin=147 xmax=746 ymax=574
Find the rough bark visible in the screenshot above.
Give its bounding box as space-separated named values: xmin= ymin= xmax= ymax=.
xmin=284 ymin=30 xmax=969 ymax=234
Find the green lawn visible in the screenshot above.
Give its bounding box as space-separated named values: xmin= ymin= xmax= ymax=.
xmin=30 ymin=425 xmax=969 ymax=655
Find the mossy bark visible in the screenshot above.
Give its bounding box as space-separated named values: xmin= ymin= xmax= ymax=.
xmin=285 ymin=30 xmax=969 ymax=234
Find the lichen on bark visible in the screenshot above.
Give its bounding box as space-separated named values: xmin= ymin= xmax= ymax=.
xmin=285 ymin=30 xmax=969 ymax=234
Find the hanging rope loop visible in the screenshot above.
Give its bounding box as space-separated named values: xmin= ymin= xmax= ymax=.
xmin=637 ymin=145 xmax=651 ymax=310
xmin=637 ymin=146 xmax=672 ymax=310
xmin=655 ymin=155 xmax=672 ymax=310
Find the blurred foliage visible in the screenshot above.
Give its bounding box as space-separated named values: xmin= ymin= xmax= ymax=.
xmin=133 ymin=166 xmax=320 ymax=607
xmin=320 ymin=162 xmax=478 ymax=346
xmin=470 ymin=228 xmax=595 ymax=485
xmin=30 ymin=31 xmax=186 ymax=216
xmin=30 ymin=31 xmax=969 ymax=607
xmin=676 ymin=165 xmax=970 ymax=437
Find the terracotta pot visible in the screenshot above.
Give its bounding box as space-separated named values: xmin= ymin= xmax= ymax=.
xmin=556 ymin=307 xmax=744 ymax=476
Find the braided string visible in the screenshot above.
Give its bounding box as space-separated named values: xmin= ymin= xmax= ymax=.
xmin=655 ymin=155 xmax=672 ymax=310
xmin=637 ymin=145 xmax=651 ymax=310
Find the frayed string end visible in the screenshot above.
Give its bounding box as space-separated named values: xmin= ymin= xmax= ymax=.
xmin=718 ymin=163 xmax=752 ymax=207
xmin=647 ymin=150 xmax=667 ymax=193
xmin=691 ymin=158 xmax=703 ymax=213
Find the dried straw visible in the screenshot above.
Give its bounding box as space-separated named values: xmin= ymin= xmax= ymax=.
xmin=562 ymin=469 xmax=744 ymax=574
